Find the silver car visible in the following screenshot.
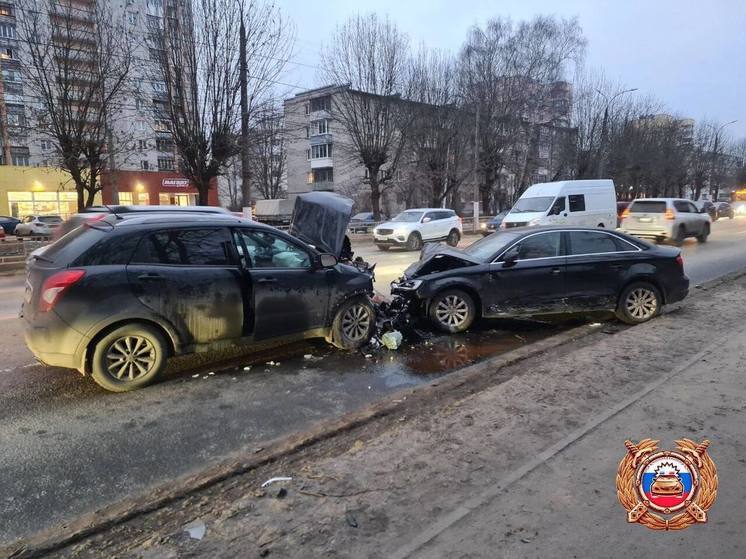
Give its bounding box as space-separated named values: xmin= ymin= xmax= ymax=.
xmin=373 ymin=208 xmax=462 ymax=251
xmin=619 ymin=198 xmax=710 ymax=245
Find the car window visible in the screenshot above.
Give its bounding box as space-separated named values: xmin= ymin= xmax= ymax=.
xmin=549 ymin=197 xmax=566 ymax=215
xmin=132 ymin=228 xmax=233 ymax=266
xmin=423 ymin=212 xmax=438 ymax=221
xmin=568 ymin=195 xmax=586 ymax=212
xmin=465 ymin=231 xmax=521 ymax=260
xmin=509 ymin=232 xmax=562 ymax=260
xmin=629 ymin=201 xmax=667 ymax=213
xmin=673 ymin=201 xmax=690 ymax=213
xmin=568 ymin=231 xmax=635 ymax=255
xmin=236 ymin=229 xmax=311 ymax=269
xmin=39 ymin=216 xmax=62 ymax=223
xmin=75 ymin=233 xmax=143 ymax=266
xmin=687 ymin=202 xmax=699 ymax=213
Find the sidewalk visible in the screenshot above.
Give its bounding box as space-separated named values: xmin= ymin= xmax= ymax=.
xmin=16 ymin=275 xmax=746 ymax=558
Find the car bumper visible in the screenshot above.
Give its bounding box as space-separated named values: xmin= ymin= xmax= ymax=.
xmin=24 ymin=309 xmax=87 ymax=372
xmin=374 ymin=235 xmax=409 ymax=246
xmin=619 ymin=226 xmax=673 ymax=241
xmin=665 ymin=276 xmax=689 ymax=304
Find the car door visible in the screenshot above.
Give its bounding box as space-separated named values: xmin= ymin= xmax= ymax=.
xmin=421 ymin=211 xmax=440 ymax=241
xmin=687 ymin=201 xmax=706 ymax=233
xmin=673 ymin=201 xmax=693 ymax=234
xmin=233 ymin=227 xmax=331 ymax=341
xmin=127 ymin=227 xmax=244 ymax=346
xmin=568 ymin=194 xmax=589 ymax=226
xmin=483 ymin=231 xmax=567 ymax=316
xmin=563 ymin=230 xmax=641 ymax=310
xmin=544 ymin=197 xmax=568 ymax=226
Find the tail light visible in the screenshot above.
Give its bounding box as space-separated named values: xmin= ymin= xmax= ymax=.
xmin=664 ymin=208 xmax=675 ymax=220
xmin=39 ymin=269 xmax=85 ymax=312
xmin=675 ymin=254 xmax=684 ymax=269
xmin=621 ymin=208 xmax=630 ymax=219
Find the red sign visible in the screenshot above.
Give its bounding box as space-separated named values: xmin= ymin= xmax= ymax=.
xmin=161 ymin=178 xmax=190 ymax=188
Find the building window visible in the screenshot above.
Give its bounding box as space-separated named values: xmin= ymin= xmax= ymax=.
xmin=310 ymin=143 xmax=332 ymax=159
xmin=304 ymin=127 xmax=309 ymax=138
xmin=8 ymin=191 xmax=77 ymax=219
xmin=40 ymin=140 xmax=53 ymax=151
xmin=0 ymin=4 xmax=12 ymax=17
xmin=2 ymin=69 xmax=20 ymax=82
xmin=0 ymin=48 xmax=13 ymax=60
xmin=312 ymin=168 xmax=333 ymax=183
xmin=154 ymin=119 xmax=170 ymax=132
xmin=136 ymin=121 xmax=147 ymax=131
xmin=141 ymin=160 xmax=150 ymax=170
xmin=306 ymin=171 xmax=313 ymax=184
xmin=309 ymin=96 xmax=331 ymax=112
xmin=138 ymin=139 xmax=148 ymax=151
xmin=538 ymin=145 xmax=550 ymax=159
xmin=304 ymin=103 xmax=309 ymax=115
xmin=119 ymin=192 xmax=133 ymax=205
xmin=127 ymin=12 xmax=137 ymax=25
xmin=156 ymin=138 xmax=173 ymax=151
xmin=310 ymin=119 xmax=329 ymax=136
xmin=152 ymin=81 xmax=167 ymax=93
xmin=0 ymin=22 xmax=15 ymax=39
xmin=135 ymin=98 xmax=144 ymax=110
xmin=158 ymin=157 xmax=175 ymax=171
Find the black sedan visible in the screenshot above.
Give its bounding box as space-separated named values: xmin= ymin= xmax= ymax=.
xmin=391 ymin=227 xmax=688 ymax=332
xmin=0 ymin=215 xmax=20 ymax=235
xmin=715 ymin=202 xmax=734 ymax=220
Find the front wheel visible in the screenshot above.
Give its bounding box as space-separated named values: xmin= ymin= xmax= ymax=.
xmin=90 ymin=323 xmax=169 ymax=392
xmin=429 ymin=289 xmax=477 ymax=333
xmin=615 ymin=282 xmax=662 ymax=325
xmin=697 ymin=224 xmax=710 ymax=243
xmin=446 ymin=229 xmax=460 ymax=247
xmin=328 ymin=297 xmax=375 ymax=350
xmin=406 ymin=232 xmax=422 ymax=251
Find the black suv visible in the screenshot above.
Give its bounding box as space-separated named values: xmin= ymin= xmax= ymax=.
xmin=23 ymin=200 xmax=374 ymax=392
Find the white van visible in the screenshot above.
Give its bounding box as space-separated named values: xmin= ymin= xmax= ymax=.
xmin=500 ymin=179 xmax=617 ymax=230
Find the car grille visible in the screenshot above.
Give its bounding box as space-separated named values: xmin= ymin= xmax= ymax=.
xmin=376 ymin=228 xmax=394 ymax=235
xmin=504 ymin=222 xmax=527 ymax=228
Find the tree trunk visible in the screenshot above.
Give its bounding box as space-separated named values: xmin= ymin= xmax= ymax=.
xmin=196 ymin=180 xmax=210 ymax=205
xmin=76 ymin=183 xmax=85 ymax=213
xmin=369 ymin=174 xmax=382 ymax=220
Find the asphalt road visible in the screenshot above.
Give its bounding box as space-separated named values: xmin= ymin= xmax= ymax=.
xmin=2 ymin=217 xmax=746 ymax=544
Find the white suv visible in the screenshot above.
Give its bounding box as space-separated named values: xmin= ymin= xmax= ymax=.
xmin=619 ymin=198 xmax=710 ymax=245
xmin=13 ymin=215 xmax=63 ymax=237
xmin=373 ymin=208 xmax=462 ymax=251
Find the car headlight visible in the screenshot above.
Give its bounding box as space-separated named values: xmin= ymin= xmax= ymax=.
xmin=392 ymin=279 xmax=422 ymax=290
xmin=480 ymin=222 xmax=487 ymax=229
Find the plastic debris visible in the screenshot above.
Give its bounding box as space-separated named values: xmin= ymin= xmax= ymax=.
xmin=589 ymin=322 xmax=603 ymax=327
xmin=364 ymin=354 xmax=373 ymax=359
xmin=208 ymin=371 xmax=215 ymax=376
xmin=243 ymin=366 xmax=252 ymax=371
xmin=191 ymin=374 xmax=200 ymax=378
xmin=184 ymin=520 xmax=206 ymax=540
xmin=381 ymin=330 xmax=403 ymax=350
xmin=261 ymin=476 xmax=293 ymax=488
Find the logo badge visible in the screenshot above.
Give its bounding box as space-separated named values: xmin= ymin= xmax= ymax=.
xmin=616 ymin=438 xmax=718 ymax=531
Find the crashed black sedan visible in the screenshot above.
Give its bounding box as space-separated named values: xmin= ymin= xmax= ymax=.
xmin=392 ymin=227 xmax=689 ymax=332
xmin=22 ymin=193 xmax=375 ymax=392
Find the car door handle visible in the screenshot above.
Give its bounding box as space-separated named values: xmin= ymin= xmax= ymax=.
xmin=551 ymin=267 xmax=562 ymax=275
xmin=137 ymin=272 xmax=163 ymax=281
xmin=256 ymin=277 xmax=277 ymax=284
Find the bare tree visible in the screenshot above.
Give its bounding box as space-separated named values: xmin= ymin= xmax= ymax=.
xmin=320 ymin=13 xmax=413 ymax=220
xmin=152 ymin=0 xmax=242 ymax=205
xmin=16 ymin=0 xmax=133 ymax=210
xmin=248 ymin=102 xmax=286 ymax=200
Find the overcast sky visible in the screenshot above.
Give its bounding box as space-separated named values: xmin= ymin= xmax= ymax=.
xmin=281 ymin=0 xmax=746 ymax=140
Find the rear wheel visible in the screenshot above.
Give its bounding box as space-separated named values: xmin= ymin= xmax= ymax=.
xmin=429 ymin=289 xmax=476 ymax=333
xmin=597 ymin=223 xmax=605 ymax=228
xmin=697 ymin=223 xmax=710 ymax=243
xmin=90 ymin=323 xmax=168 ymax=392
xmin=673 ymin=225 xmax=686 ymax=246
xmin=406 ymin=232 xmax=422 ymax=251
xmin=446 ymin=229 xmax=460 ymax=247
xmin=615 ymin=282 xmax=662 ymax=325
xmin=328 ymin=297 xmax=375 ymax=350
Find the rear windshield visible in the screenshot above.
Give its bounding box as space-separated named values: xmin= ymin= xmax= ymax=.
xmin=38 ymin=226 xmax=104 ymax=262
xmin=629 ymin=201 xmax=667 ymax=213
xmin=39 ymin=216 xmax=62 ymax=223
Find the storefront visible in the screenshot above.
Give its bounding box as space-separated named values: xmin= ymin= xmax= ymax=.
xmin=0 ymin=166 xmax=89 ymax=219
xmin=101 ymin=171 xmax=219 ymax=207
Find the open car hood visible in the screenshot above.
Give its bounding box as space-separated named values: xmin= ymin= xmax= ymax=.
xmin=289 ymin=192 xmax=354 ymax=257
xmin=403 ymin=243 xmax=482 ymax=278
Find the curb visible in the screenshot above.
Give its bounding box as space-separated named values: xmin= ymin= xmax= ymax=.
xmin=5 ymin=268 xmax=746 ymax=558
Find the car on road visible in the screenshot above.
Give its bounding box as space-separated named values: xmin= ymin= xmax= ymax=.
xmin=373 ymin=208 xmax=462 ymax=251
xmin=480 ymin=211 xmax=508 ymax=236
xmin=22 ymin=194 xmax=375 ymax=392
xmin=391 ymin=227 xmax=688 ymax=333
xmin=715 ymin=201 xmax=735 ymax=220
xmin=13 ymin=215 xmax=63 ymax=237
xmin=501 ymin=180 xmax=617 ymax=230
xmin=700 ymin=200 xmax=717 ymax=221
xmin=0 ymin=215 xmax=20 ymax=235
xmin=348 ymin=212 xmax=378 ymax=233
xmin=618 ymin=198 xmax=710 ymax=245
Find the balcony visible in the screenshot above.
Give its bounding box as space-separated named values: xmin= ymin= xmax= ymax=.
xmin=311 ymin=181 xmax=334 ymax=191
xmin=310 ymin=157 xmax=333 ymax=169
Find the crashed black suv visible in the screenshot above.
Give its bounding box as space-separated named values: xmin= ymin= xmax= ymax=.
xmin=23 ymin=193 xmax=374 ymax=392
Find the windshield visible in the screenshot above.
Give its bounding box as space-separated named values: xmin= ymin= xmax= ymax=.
xmin=630 ymin=201 xmax=667 ymax=213
xmin=510 ymin=197 xmax=555 ymax=214
xmin=392 ymin=211 xmax=424 ymax=223
xmin=464 ymin=231 xmax=521 ymax=260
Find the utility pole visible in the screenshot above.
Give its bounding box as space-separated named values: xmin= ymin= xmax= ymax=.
xmin=239 ymin=4 xmax=251 ymax=217
xmin=472 ymin=103 xmax=479 ymax=233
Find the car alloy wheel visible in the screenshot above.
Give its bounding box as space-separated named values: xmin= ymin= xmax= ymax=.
xmin=407 ymin=233 xmax=422 ymax=251
xmin=105 ymin=335 xmax=157 ymax=381
xmin=624 ymin=287 xmax=658 ymax=321
xmin=447 ymin=230 xmax=460 ymax=247
xmin=435 ymin=294 xmax=470 ymax=328
xmin=341 ymin=302 xmax=372 ymax=342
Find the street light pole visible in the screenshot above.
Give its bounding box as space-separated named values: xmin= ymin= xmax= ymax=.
xmin=596 ymin=87 xmax=638 ymax=178
xmin=473 ymin=103 xmax=480 ymax=233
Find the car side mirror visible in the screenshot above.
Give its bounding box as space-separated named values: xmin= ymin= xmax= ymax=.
xmin=422 ymin=217 xmax=432 ymax=223
xmin=501 ymin=246 xmax=520 ymax=266
xmin=318 ymin=253 xmax=337 ymax=268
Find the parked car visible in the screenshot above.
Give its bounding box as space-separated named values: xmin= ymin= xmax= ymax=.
xmin=13 ymin=215 xmax=63 ymax=237
xmin=700 ymin=201 xmax=718 ymax=221
xmin=618 ymin=198 xmax=710 ymax=245
xmin=501 ymin=180 xmax=616 ymax=230
xmin=0 ymin=215 xmax=20 ymax=235
xmin=715 ymin=201 xmax=735 ymax=220
xmin=348 ymin=212 xmax=377 ymax=234
xmin=0 ymin=227 xmax=5 ymax=240
xmin=391 ymin=227 xmax=688 ymax=333
xmin=54 ymin=205 xmax=231 ymax=240
xmin=373 ymin=208 xmax=462 ymax=251
xmin=480 ymin=211 xmax=508 ymax=236
xmin=22 ymin=193 xmax=375 ymax=392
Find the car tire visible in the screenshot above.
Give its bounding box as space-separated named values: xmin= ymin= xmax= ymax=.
xmin=673 ymin=225 xmax=686 ymax=246
xmin=697 ymin=224 xmax=710 ymax=243
xmin=376 ymin=244 xmax=390 ymax=251
xmin=90 ymin=323 xmax=169 ymax=392
xmin=615 ymin=282 xmax=662 ymax=325
xmin=597 ymin=223 xmax=605 ymax=228
xmin=446 ymin=229 xmax=460 ymax=247
xmin=729 ymin=212 xmax=734 ymax=220
xmin=429 ymin=289 xmax=477 ymax=333
xmin=406 ymin=232 xmax=422 ymax=251
xmin=328 ymin=297 xmax=375 ymax=350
